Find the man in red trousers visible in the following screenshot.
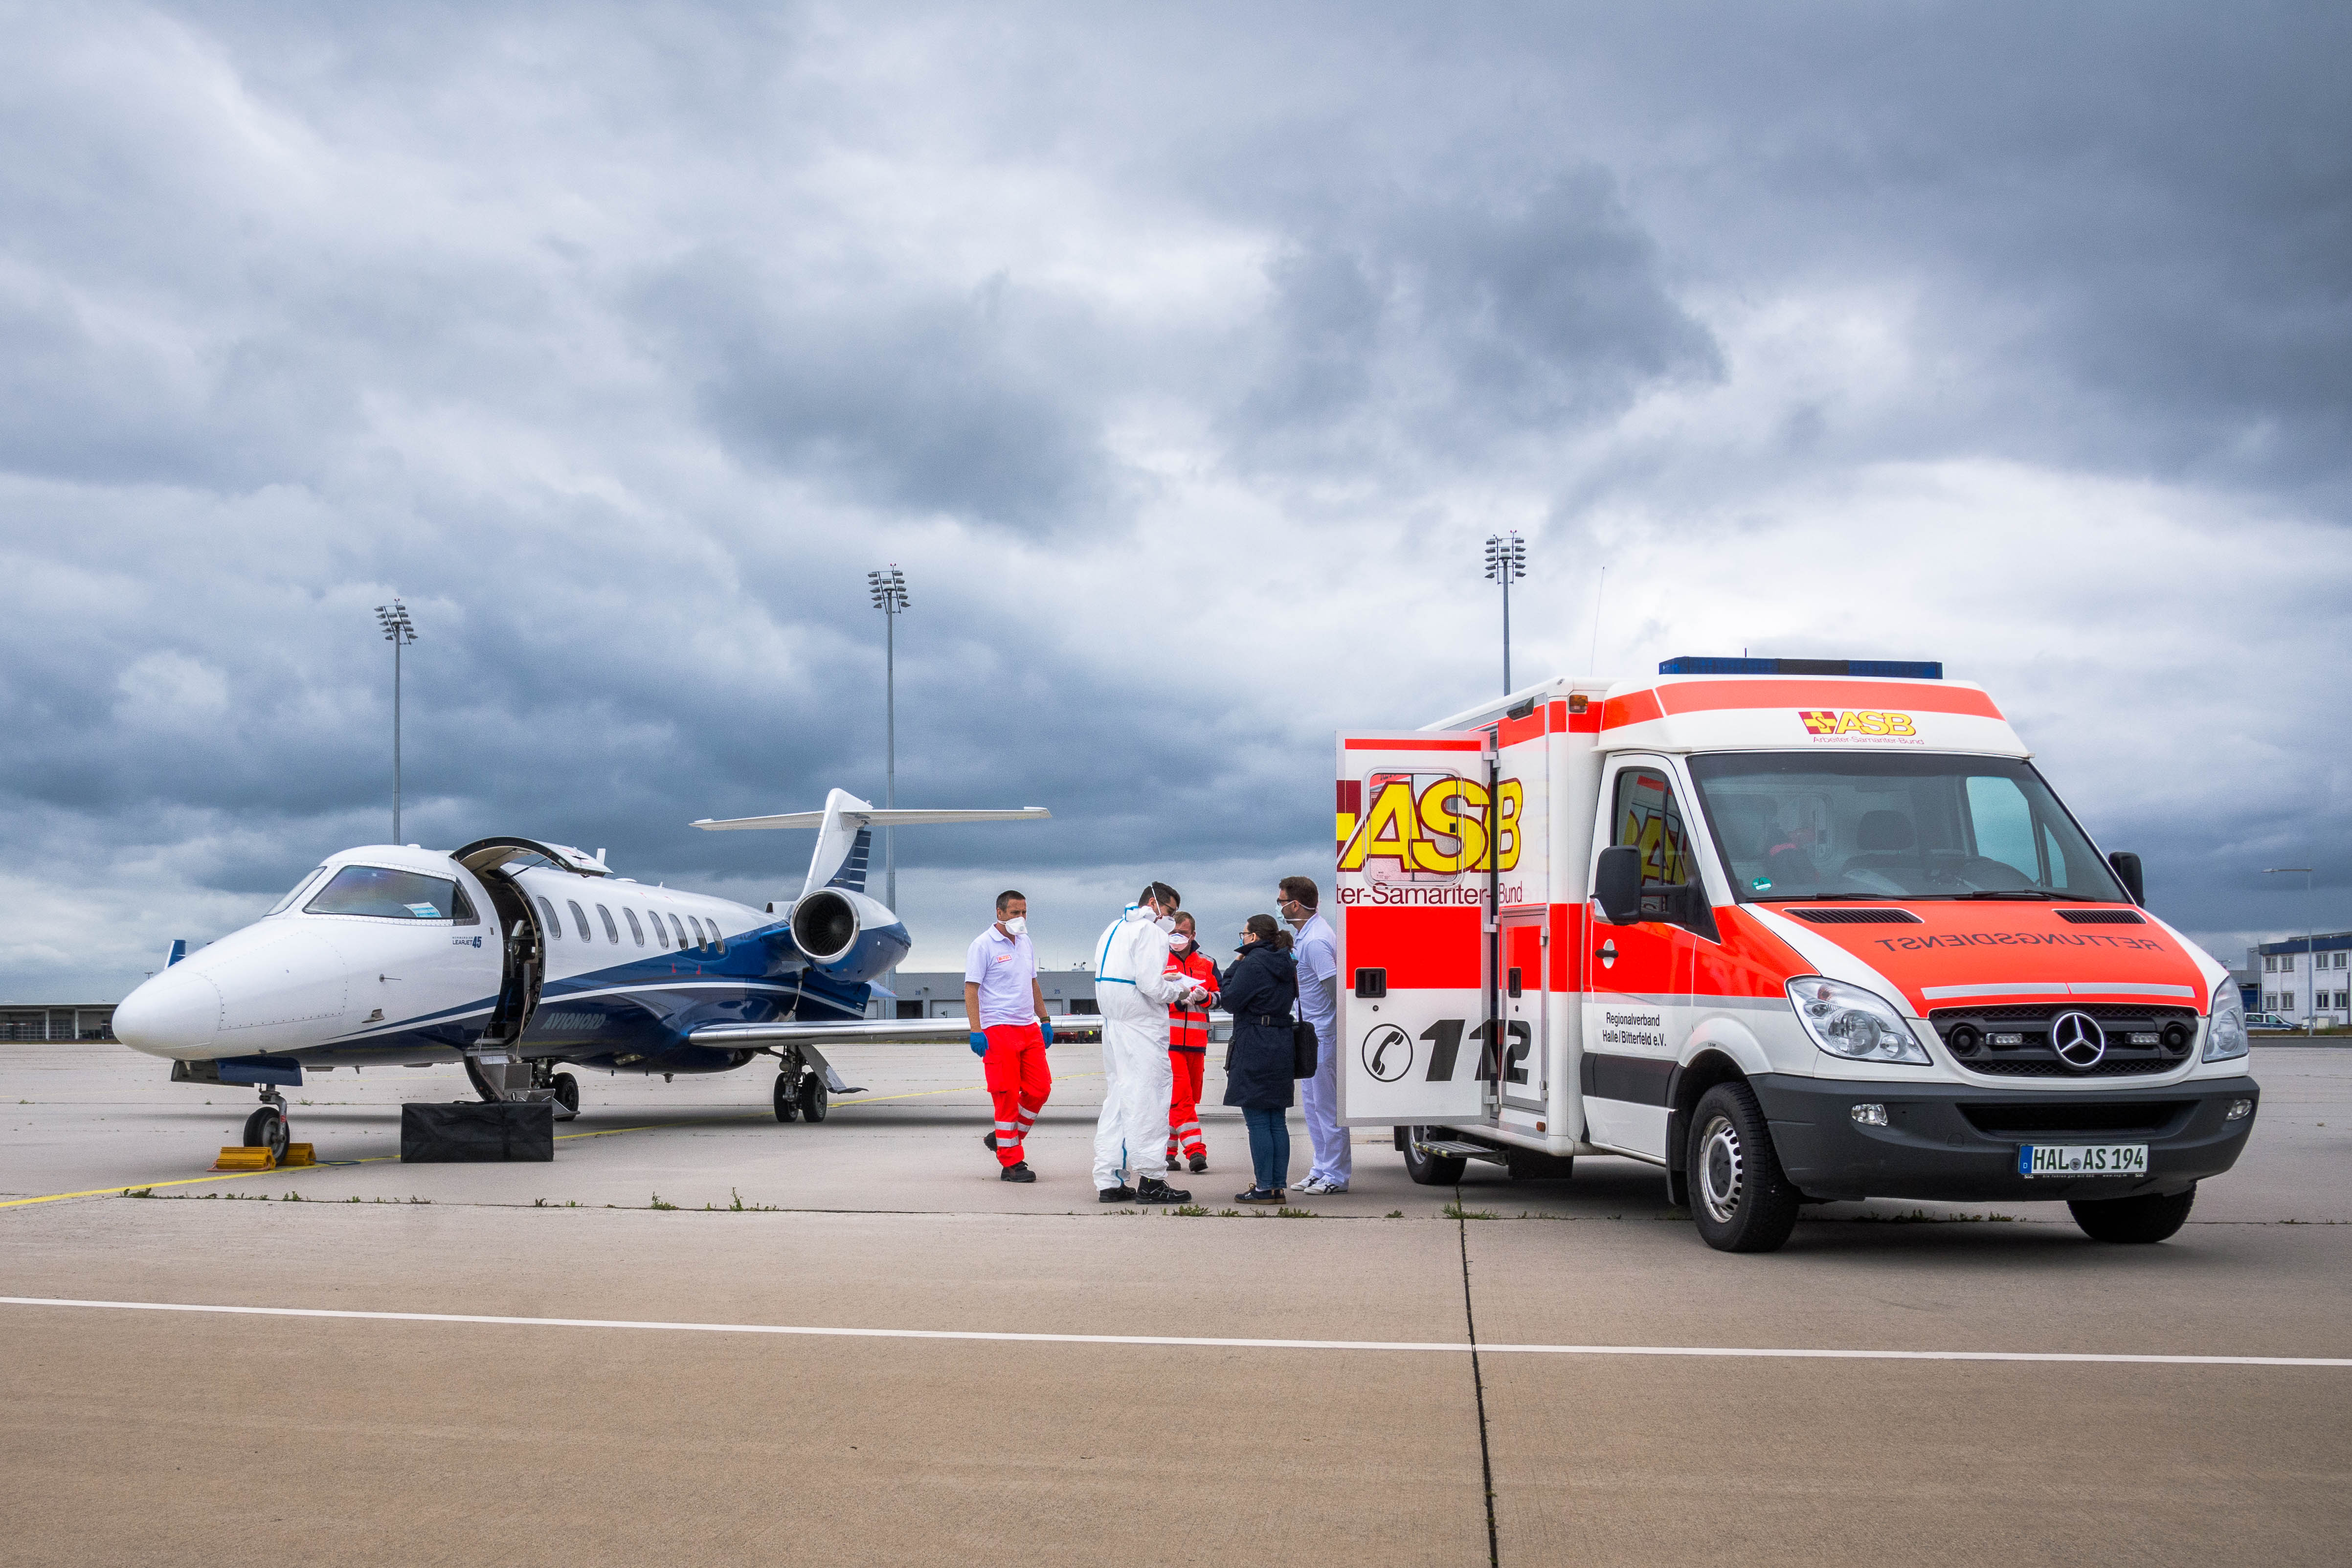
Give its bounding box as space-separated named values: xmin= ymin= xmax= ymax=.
xmin=964 ymin=889 xmax=1052 ymax=1182
xmin=1163 ymin=911 xmax=1220 ymax=1175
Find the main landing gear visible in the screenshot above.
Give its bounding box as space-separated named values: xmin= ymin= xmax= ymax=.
xmin=242 ymin=1086 xmax=291 ymax=1161
xmin=774 ymin=1069 xmax=828 ymax=1123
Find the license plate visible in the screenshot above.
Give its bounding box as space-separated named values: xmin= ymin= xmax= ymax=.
xmin=2018 ymin=1143 xmax=2149 ymax=1177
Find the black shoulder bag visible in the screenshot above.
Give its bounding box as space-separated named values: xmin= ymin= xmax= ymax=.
xmin=1292 ymin=1016 xmax=1320 ymax=1078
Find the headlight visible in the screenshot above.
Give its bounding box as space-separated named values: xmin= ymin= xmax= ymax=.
xmin=1786 ymin=977 xmax=1931 ymax=1065
xmin=2203 ymin=980 xmax=2249 ymax=1061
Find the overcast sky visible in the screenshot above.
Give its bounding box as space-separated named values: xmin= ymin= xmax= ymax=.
xmin=3 ymin=1 xmax=2348 ymax=998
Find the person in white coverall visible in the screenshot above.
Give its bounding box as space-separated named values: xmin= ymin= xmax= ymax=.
xmin=1091 ymin=882 xmax=1205 ymax=1203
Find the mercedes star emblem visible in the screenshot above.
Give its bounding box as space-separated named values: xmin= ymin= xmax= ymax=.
xmin=2049 ymin=1010 xmax=2107 ymax=1070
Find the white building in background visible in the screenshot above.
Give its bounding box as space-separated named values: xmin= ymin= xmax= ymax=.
xmin=2247 ymin=934 xmax=2352 ymax=1025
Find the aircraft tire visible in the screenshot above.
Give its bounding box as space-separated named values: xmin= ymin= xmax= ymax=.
xmin=798 ymin=1072 xmax=829 ymax=1123
xmin=242 ymin=1106 xmax=289 ymax=1160
xmin=773 ymin=1073 xmax=800 ymax=1123
xmin=551 ymin=1073 xmax=580 ymax=1120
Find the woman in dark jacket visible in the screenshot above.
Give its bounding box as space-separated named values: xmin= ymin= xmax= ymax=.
xmin=1219 ymin=913 xmax=1300 ymax=1203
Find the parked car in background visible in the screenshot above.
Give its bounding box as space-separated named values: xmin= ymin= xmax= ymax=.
xmin=2245 ymin=1012 xmax=2300 ymax=1031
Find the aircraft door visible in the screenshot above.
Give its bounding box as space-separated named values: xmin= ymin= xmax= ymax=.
xmin=1582 ymin=757 xmax=1704 ymax=1158
xmin=1498 ymin=915 xmax=1546 ymax=1113
xmin=1335 ymin=731 xmax=1498 ymax=1126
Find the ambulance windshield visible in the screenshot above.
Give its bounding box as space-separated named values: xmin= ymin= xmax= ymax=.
xmin=1686 ymin=753 xmax=2130 ymax=903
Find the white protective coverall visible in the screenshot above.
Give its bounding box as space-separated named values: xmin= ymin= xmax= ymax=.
xmin=1091 ymin=905 xmax=1194 ymax=1191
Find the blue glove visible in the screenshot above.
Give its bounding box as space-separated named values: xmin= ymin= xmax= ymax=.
xmin=968 ymin=1030 xmax=988 ymax=1057
xmin=1040 ymin=1015 xmax=1054 ymax=1046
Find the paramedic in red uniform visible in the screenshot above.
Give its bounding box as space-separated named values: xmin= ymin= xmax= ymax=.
xmin=1163 ymin=912 xmax=1220 ymax=1174
xmin=965 ymin=890 xmax=1053 ymax=1183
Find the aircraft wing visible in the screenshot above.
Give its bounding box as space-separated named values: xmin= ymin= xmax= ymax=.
xmin=689 ymin=1014 xmax=1108 ymax=1049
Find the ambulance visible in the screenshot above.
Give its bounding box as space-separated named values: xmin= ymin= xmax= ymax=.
xmin=1334 ymin=657 xmax=2260 ymax=1253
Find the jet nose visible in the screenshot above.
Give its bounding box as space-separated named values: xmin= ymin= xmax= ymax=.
xmin=112 ymin=965 xmax=223 ymax=1057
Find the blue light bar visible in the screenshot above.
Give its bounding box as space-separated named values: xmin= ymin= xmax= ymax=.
xmin=1658 ymin=656 xmax=1944 ymax=679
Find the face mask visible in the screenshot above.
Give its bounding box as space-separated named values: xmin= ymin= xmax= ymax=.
xmin=1169 ymin=933 xmax=1192 ymax=952
xmin=1001 ymin=916 xmax=1027 ymax=937
xmin=1154 ymin=914 xmax=1177 ymax=933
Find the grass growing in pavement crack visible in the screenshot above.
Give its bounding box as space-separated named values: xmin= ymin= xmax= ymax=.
xmin=1168 ymin=1204 xmax=1210 ymax=1216
xmin=648 ymin=1193 xmax=678 ymax=1210
xmin=1275 ymin=1207 xmax=1317 ymax=1218
xmin=1444 ymin=1202 xmax=1499 ymax=1220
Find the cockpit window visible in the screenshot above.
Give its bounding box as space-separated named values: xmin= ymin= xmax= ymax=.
xmin=305 ymin=865 xmax=479 ymax=922
xmin=269 ymin=867 xmax=330 ymax=916
xmin=1687 ymin=752 xmax=2129 ymax=903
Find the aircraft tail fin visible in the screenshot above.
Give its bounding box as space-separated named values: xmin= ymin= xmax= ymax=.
xmin=165 ymin=938 xmax=186 ymax=968
xmin=691 ymin=788 xmax=1051 ymax=905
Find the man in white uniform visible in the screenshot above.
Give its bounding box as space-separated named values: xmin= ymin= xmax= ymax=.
xmin=1091 ymin=882 xmax=1203 ymax=1203
xmin=1283 ymin=876 xmax=1348 ymax=1194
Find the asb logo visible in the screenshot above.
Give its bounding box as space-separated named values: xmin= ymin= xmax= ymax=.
xmin=1798 ymin=709 xmax=1917 ymax=737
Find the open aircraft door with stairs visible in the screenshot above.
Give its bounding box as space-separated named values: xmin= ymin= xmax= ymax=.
xmin=1334 ymin=730 xmax=1499 ymax=1128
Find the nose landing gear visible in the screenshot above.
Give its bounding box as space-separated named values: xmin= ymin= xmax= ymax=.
xmin=242 ymin=1087 xmax=291 ymax=1161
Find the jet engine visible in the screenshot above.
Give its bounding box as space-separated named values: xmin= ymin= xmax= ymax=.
xmin=788 ymin=888 xmax=912 ymax=984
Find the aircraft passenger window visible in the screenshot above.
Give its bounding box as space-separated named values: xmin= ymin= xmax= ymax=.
xmin=669 ymin=914 xmax=689 ymax=950
xmin=567 ymin=900 xmax=590 ymax=941
xmin=598 ymin=905 xmax=620 ymax=943
xmin=624 ymin=907 xmax=645 ymax=945
xmin=690 ymin=916 xmax=710 ymax=951
xmin=538 ymin=896 xmax=561 ymax=938
xmin=305 ymin=866 xmax=470 ymax=921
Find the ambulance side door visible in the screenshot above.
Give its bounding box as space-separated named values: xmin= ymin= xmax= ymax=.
xmin=1580 ymin=756 xmax=1707 ymax=1160
xmin=1334 ymin=731 xmax=1493 ymax=1127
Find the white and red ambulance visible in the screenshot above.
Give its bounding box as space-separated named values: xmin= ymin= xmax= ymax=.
xmin=1334 ymin=657 xmax=2259 ymax=1253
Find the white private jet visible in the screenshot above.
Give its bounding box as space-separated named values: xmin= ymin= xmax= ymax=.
xmin=111 ymin=790 xmax=1067 ymax=1158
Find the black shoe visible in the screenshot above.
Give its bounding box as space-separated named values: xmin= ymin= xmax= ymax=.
xmin=1188 ymin=1154 xmax=1209 ymax=1175
xmin=983 ymin=1131 xmax=998 ymax=1150
xmin=1098 ymin=1185 xmax=1135 ymax=1203
xmin=1237 ymin=1187 xmax=1280 ymax=1204
xmin=1137 ymin=1177 xmax=1190 ymax=1204
xmin=1000 ymin=1162 xmax=1036 ymax=1183
xmin=1166 ymin=1156 xmax=1180 ymax=1170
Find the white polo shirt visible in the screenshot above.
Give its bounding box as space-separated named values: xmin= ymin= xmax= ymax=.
xmin=963 ymin=924 xmax=1039 ymax=1029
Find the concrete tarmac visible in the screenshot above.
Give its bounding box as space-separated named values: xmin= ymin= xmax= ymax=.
xmin=3 ymin=1041 xmax=2348 ymax=1566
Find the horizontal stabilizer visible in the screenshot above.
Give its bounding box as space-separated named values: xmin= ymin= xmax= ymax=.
xmin=691 ymin=787 xmax=1050 ymax=902
xmin=694 ymin=806 xmax=1052 ymax=831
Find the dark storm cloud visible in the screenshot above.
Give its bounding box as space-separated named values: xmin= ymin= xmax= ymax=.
xmin=634 ymin=254 xmax=1118 ymax=535
xmin=1235 ymin=173 xmax=1722 ymax=464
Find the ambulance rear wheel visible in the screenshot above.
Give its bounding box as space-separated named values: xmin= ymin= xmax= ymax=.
xmin=773 ymin=1073 xmax=799 ymax=1122
xmin=1401 ymin=1127 xmax=1466 ymax=1186
xmin=242 ymin=1106 xmax=289 ymax=1160
xmin=798 ymin=1072 xmax=829 ymax=1123
xmin=2069 ymin=1184 xmax=2196 ymax=1243
xmin=1687 ymin=1082 xmax=1801 ymax=1253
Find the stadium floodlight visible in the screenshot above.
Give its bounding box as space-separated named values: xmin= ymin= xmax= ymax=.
xmin=1483 ymin=532 xmax=1528 ymax=694
xmin=375 ymin=600 xmax=417 ymax=842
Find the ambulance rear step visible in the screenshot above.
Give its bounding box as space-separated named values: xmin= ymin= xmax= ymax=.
xmin=1408 ymin=1135 xmax=1509 ymax=1165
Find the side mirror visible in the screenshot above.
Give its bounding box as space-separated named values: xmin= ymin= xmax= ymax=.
xmin=2108 ymin=851 xmax=2145 ymax=906
xmin=1594 ymin=846 xmax=1642 ymax=926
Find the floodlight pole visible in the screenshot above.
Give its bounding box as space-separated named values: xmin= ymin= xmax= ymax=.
xmin=2264 ymin=866 xmax=2315 ymax=1036
xmin=1484 ymin=531 xmax=1527 ymax=695
xmin=376 ymin=601 xmax=417 ymax=843
xmin=867 ymin=567 xmax=911 ymax=912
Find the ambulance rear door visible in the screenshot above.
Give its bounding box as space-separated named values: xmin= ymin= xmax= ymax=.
xmin=1336 ymin=730 xmax=1495 ymax=1126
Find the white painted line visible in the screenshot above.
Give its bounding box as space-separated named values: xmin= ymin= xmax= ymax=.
xmin=2 ymin=1297 xmax=2345 ymax=1367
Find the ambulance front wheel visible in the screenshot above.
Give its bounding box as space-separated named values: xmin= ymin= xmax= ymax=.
xmin=773 ymin=1073 xmax=800 ymax=1122
xmin=2069 ymin=1184 xmax=2196 ymax=1243
xmin=1687 ymin=1082 xmax=1801 ymax=1253
xmin=1399 ymin=1127 xmax=1466 ymax=1186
